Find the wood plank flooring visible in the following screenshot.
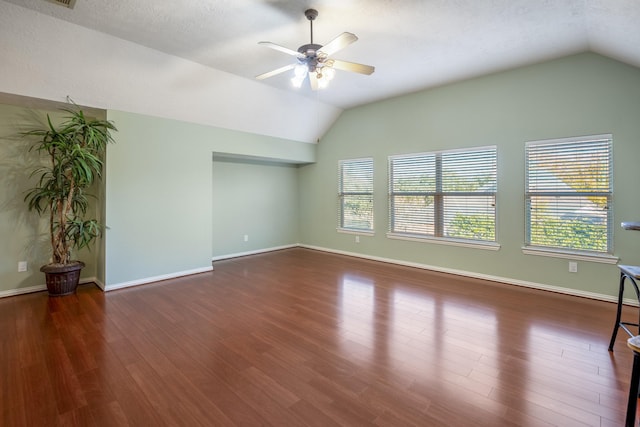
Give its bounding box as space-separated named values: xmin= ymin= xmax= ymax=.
xmin=1 ymin=248 xmax=637 ymax=426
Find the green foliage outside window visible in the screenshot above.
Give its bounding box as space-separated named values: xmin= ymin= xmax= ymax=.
xmin=447 ymin=214 xmax=495 ymax=240
xmin=342 ymin=196 xmax=373 ymax=229
xmin=530 ymin=217 xmax=607 ymax=252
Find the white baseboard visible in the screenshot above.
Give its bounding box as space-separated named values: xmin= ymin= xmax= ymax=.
xmin=104 ymin=244 xmax=298 ymax=291
xmin=103 ymin=244 xmax=297 ymax=292
xmin=0 ymin=284 xmax=47 ymax=298
xmin=300 ymin=244 xmax=632 ymax=307
xmin=2 ymin=244 xmax=296 ymax=297
xmin=104 ymin=266 xmax=214 ymax=292
xmin=3 ymin=244 xmax=629 ymax=308
xmin=0 ymin=276 xmax=100 ymax=299
xmin=92 ymin=277 xmax=105 ymax=291
xmin=211 ymin=244 xmax=299 ymax=262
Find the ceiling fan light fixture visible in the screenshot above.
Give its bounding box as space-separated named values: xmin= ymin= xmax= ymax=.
xmin=291 ymin=75 xmax=305 ymax=88
xmin=294 ymin=63 xmax=308 ymax=77
xmin=318 ymin=78 xmax=330 ymax=89
xmin=323 ymin=67 xmax=336 ymax=81
xmin=257 ymin=9 xmax=374 ymax=91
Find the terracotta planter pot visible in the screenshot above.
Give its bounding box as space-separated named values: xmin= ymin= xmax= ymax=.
xmin=40 ymin=261 xmax=85 ymax=296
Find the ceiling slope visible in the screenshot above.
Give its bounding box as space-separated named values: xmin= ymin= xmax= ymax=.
xmin=3 ymin=0 xmax=640 ymax=141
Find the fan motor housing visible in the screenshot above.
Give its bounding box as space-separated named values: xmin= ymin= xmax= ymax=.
xmin=297 ymin=43 xmax=322 ymax=57
xmin=305 ymin=9 xmax=318 ymax=20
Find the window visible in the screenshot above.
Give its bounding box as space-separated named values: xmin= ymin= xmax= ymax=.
xmin=525 ymin=134 xmax=613 ymax=254
xmin=338 ymin=158 xmax=374 ymax=232
xmin=388 ymin=146 xmax=497 ymax=243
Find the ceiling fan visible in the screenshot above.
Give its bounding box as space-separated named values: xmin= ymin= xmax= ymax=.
xmin=256 ymin=8 xmax=375 ymax=90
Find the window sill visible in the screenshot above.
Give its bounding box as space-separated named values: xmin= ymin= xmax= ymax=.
xmin=337 ymin=228 xmax=375 ymax=236
xmin=386 ymin=233 xmax=500 ymax=251
xmin=521 ymin=246 xmax=619 ymax=264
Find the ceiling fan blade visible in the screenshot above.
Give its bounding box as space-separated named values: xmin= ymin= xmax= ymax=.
xmin=330 ymin=59 xmax=375 ymax=75
xmin=256 ymin=63 xmax=295 ymax=80
xmin=258 ymin=41 xmax=304 ymax=58
xmin=308 ymin=72 xmax=319 ymax=91
xmin=317 ymin=32 xmax=358 ymax=57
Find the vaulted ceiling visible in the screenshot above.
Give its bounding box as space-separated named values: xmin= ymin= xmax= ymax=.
xmin=6 ymin=0 xmax=640 ymax=111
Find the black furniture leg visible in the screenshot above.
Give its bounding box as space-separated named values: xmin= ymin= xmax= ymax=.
xmin=610 ymin=272 xmax=626 ymax=351
xmin=627 ymin=351 xmax=640 ymax=427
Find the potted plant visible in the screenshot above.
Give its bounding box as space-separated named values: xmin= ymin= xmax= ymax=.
xmin=23 ymin=104 xmax=116 ymax=296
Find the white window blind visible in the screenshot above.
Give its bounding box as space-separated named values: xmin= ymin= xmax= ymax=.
xmin=389 ymin=146 xmax=497 ymax=242
xmin=525 ymin=134 xmax=613 ymax=253
xmin=339 ymin=158 xmax=374 ymax=231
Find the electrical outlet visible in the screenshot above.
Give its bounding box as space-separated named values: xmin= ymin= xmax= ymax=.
xmin=569 ymin=261 xmax=578 ymax=273
xmin=18 ymin=261 xmax=27 ymax=272
xmin=355 ymin=235 xmax=360 ymax=243
xmin=244 ymin=234 xmax=249 ymax=242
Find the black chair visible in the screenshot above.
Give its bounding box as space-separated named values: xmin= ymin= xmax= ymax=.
xmin=608 ymin=265 xmax=640 ymax=351
xmin=626 ymin=336 xmax=640 ymax=426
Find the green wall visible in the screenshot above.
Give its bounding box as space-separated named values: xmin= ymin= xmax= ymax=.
xmin=0 ymin=103 xmax=313 ymax=294
xmin=4 ymin=52 xmax=640 ymax=301
xmin=104 ymin=110 xmax=313 ymax=289
xmin=298 ymin=53 xmax=640 ymax=300
xmin=212 ymin=157 xmax=299 ymax=257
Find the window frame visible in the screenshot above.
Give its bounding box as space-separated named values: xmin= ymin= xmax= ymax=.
xmin=337 ymin=157 xmax=375 ymax=234
xmin=387 ymin=145 xmax=498 ymax=249
xmin=523 ymin=134 xmax=615 ymax=262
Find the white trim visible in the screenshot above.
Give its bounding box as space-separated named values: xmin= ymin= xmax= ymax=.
xmin=80 ymin=276 xmax=98 ymax=287
xmin=387 ymin=232 xmax=500 ymax=251
xmin=337 ymin=228 xmax=375 ymax=236
xmin=299 ymin=244 xmax=634 ymax=306
xmin=211 ymin=244 xmax=299 ymax=262
xmin=99 ymin=244 xmax=298 ymax=292
xmin=525 ymin=133 xmax=613 ymax=147
xmin=4 ymin=246 xmax=633 ymax=307
xmin=0 ymin=276 xmax=101 ymax=298
xmin=0 ymin=284 xmax=47 ymax=298
xmin=389 ymin=144 xmax=498 ymax=159
xmin=521 ymin=246 xmax=619 ymax=264
xmin=93 ymin=277 xmax=106 ymax=291
xmin=104 ymin=266 xmax=213 ymax=292
xmin=339 ymin=156 xmax=374 ymax=164
xmin=106 ymin=245 xmax=296 ymax=291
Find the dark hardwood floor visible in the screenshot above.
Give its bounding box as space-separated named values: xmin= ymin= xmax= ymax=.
xmin=1 ymin=248 xmax=637 ymax=426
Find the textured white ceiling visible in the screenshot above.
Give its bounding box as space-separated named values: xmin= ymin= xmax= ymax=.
xmin=5 ymin=0 xmax=640 ymax=110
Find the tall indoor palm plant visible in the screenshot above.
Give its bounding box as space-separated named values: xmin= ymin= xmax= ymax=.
xmin=24 ymin=106 xmax=116 ymax=296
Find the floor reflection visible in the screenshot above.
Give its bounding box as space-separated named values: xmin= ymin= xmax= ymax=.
xmin=338 ymin=274 xmax=375 ymax=360
xmin=2 ymin=249 xmax=631 ymax=425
